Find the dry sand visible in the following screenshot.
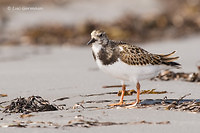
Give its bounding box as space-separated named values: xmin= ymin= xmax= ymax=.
xmin=0 ymin=35 xmax=200 ymax=133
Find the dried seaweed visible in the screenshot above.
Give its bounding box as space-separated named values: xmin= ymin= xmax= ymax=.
xmin=0 ymin=120 xmax=61 ymax=128
xmin=152 ymin=70 xmax=200 ymax=82
xmin=64 ymin=115 xmax=170 ymax=128
xmin=85 ymin=100 xmax=113 ymax=104
xmin=0 ymin=94 xmax=7 ymax=97
xmin=79 ymin=92 xmax=200 ymax=113
xmin=118 ymin=89 xmax=136 ymax=96
xmin=3 ymin=96 xmax=58 ymax=114
xmin=102 ymin=85 xmax=129 ymax=88
xmin=165 ymin=101 xmax=200 ymax=112
xmin=65 ymin=118 xmax=125 ymax=128
xmin=118 ymin=89 xmax=167 ymax=96
xmin=80 ymin=92 xmax=118 ymax=97
xmin=7 ymin=123 xmax=27 ymax=128
xmin=163 ymin=94 xmax=200 ymax=112
xmin=133 ymin=94 xmax=200 ymax=113
xmin=0 ymin=116 xmax=170 ymax=129
xmin=53 ymin=96 xmax=69 ymax=102
xmin=20 ymin=114 xmax=35 ymax=118
xmin=141 ymin=89 xmax=167 ymax=94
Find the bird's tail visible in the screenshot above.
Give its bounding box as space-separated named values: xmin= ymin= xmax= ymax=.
xmin=159 ymin=51 xmax=181 ymax=69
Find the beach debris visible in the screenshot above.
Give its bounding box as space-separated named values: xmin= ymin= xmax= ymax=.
xmin=0 ymin=120 xmax=61 ymax=128
xmin=152 ymin=70 xmax=200 ymax=82
xmin=101 ymin=93 xmax=200 ymax=113
xmin=118 ymin=90 xmax=136 ymax=96
xmin=134 ymin=93 xmax=200 ymax=113
xmin=72 ymin=102 xmax=85 ymax=109
xmin=85 ymin=100 xmax=113 ymax=104
xmin=102 ymin=85 xmax=129 ymax=88
xmin=64 ymin=115 xmax=170 ymax=128
xmin=163 ymin=94 xmax=200 ymax=113
xmin=66 ymin=118 xmax=125 ymax=128
xmin=0 ymin=117 xmax=169 ymax=129
xmin=0 ymin=94 xmax=7 ymax=97
xmin=80 ymin=92 xmax=118 ymax=97
xmin=53 ymin=96 xmax=69 ymax=102
xmin=7 ymin=123 xmax=27 ymax=128
xmin=118 ymin=89 xmax=167 ymax=96
xmin=20 ymin=114 xmax=35 ymax=118
xmin=80 ymin=89 xmax=167 ymax=98
xmin=140 ymin=89 xmax=167 ymax=94
xmin=165 ymin=100 xmax=200 ymax=112
xmin=3 ymin=96 xmax=58 ymax=114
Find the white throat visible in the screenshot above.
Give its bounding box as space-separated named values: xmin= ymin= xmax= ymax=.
xmin=91 ymin=43 xmax=102 ymax=56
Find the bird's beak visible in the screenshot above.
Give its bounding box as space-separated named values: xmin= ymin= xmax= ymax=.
xmin=87 ymin=38 xmax=96 ymax=45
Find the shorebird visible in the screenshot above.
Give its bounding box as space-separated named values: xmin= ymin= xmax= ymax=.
xmin=87 ymin=30 xmax=180 ymax=107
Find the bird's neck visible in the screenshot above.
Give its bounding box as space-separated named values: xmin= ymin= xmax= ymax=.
xmin=92 ymin=42 xmax=119 ymax=66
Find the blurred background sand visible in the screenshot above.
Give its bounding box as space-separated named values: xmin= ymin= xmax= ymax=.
xmin=0 ymin=0 xmax=200 ymax=45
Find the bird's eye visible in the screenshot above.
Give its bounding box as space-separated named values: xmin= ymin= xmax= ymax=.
xmin=99 ymin=33 xmax=103 ymax=37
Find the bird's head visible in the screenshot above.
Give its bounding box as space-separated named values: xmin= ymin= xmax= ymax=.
xmin=87 ymin=30 xmax=109 ymax=45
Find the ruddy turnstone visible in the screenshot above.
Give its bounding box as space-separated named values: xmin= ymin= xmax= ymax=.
xmin=87 ymin=30 xmax=181 ymax=106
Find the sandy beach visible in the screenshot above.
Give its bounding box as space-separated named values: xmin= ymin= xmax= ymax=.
xmin=0 ymin=35 xmax=200 ymax=133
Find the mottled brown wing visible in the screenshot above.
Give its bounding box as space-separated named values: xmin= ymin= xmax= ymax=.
xmin=118 ymin=44 xmax=180 ymax=66
xmin=119 ymin=44 xmax=155 ymax=65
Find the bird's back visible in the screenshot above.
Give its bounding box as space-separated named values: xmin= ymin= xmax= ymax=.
xmin=115 ymin=42 xmax=181 ymax=69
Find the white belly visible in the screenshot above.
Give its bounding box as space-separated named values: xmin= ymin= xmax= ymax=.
xmin=96 ymin=59 xmax=164 ymax=83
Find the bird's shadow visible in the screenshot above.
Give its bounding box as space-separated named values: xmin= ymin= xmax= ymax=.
xmin=139 ymin=99 xmax=200 ymax=105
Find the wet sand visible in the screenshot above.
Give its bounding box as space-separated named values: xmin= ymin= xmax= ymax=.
xmin=0 ymin=35 xmax=200 ymax=133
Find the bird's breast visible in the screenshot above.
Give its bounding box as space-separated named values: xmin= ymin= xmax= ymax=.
xmin=92 ymin=43 xmax=119 ymax=66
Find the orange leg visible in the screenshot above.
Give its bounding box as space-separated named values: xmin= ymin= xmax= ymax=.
xmin=127 ymin=82 xmax=140 ymax=106
xmin=108 ymin=84 xmax=126 ymax=106
xmin=136 ymin=82 xmax=140 ymax=104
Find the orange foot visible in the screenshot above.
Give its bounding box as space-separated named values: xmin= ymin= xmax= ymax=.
xmin=108 ymin=101 xmax=125 ymax=106
xmin=125 ymin=101 xmax=140 ymax=108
